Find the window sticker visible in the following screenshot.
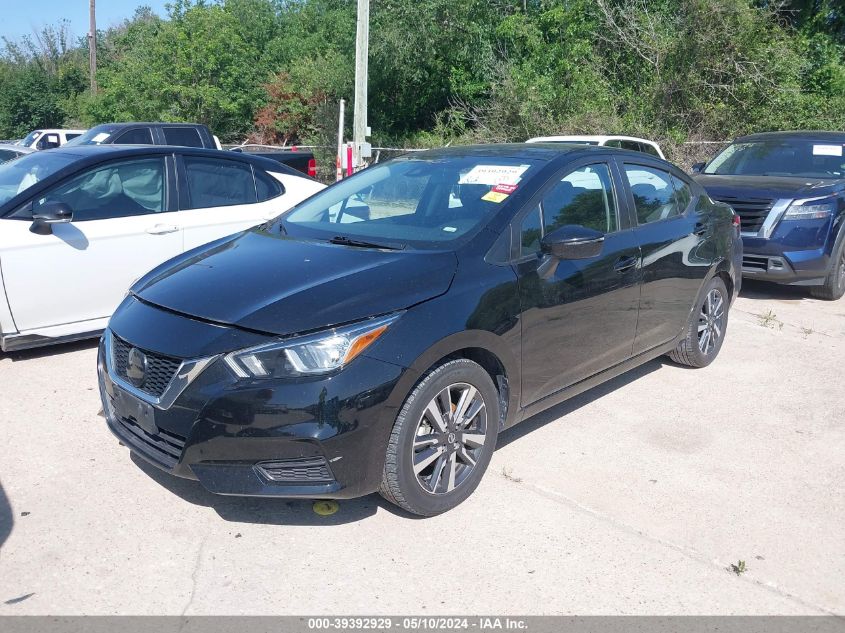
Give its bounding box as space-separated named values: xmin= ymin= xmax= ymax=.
xmin=812 ymin=144 xmax=843 ymax=157
xmin=481 ymin=191 xmax=509 ymax=203
xmin=492 ymin=183 xmax=519 ymax=194
xmin=460 ymin=164 xmax=530 ymax=186
xmin=92 ymin=132 xmax=110 ymax=143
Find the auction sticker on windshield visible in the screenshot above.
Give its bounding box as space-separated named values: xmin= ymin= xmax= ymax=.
xmin=812 ymin=144 xmax=843 ymax=157
xmin=460 ymin=164 xmax=530 ymax=186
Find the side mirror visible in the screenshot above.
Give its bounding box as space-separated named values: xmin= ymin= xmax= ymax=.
xmin=691 ymin=162 xmax=705 ymax=174
xmin=30 ymin=202 xmax=72 ymax=234
xmin=541 ymin=225 xmax=605 ymax=260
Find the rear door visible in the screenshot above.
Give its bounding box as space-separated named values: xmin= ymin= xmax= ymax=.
xmin=618 ymin=160 xmax=711 ymax=354
xmin=176 ymin=154 xmax=270 ymax=251
xmin=0 ymin=154 xmax=182 ymax=332
xmin=514 ymin=159 xmax=642 ymax=405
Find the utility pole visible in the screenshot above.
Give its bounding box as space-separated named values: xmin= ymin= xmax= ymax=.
xmin=336 ymin=98 xmax=345 ymax=182
xmin=88 ymin=0 xmax=97 ymax=94
xmin=352 ymin=0 xmax=369 ymax=171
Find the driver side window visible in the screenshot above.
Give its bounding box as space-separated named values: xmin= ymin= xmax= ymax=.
xmin=541 ymin=163 xmax=618 ymax=234
xmin=33 ymin=157 xmax=166 ymax=221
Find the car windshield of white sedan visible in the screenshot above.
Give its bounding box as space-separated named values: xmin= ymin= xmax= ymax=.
xmin=704 ymin=140 xmax=845 ymax=179
xmin=0 ymin=153 xmax=80 ymax=207
xmin=282 ymin=156 xmax=541 ymax=247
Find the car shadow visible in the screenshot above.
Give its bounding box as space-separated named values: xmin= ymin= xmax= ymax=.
xmin=130 ymin=358 xmax=667 ymax=525
xmin=0 ymin=480 xmax=12 ymax=550
xmin=497 ymin=358 xmax=665 ymax=450
xmin=129 ymin=453 xmax=420 ymax=525
xmin=739 ymin=279 xmax=813 ymax=302
xmin=1 ymin=338 xmax=99 ymax=362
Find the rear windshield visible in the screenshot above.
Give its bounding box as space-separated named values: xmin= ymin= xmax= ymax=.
xmin=0 ymin=152 xmax=79 ymax=207
xmin=705 ymin=140 xmax=845 ymax=179
xmin=281 ymin=155 xmax=542 ymax=249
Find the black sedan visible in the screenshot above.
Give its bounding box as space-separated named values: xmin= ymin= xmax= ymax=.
xmin=98 ymin=144 xmax=742 ymax=516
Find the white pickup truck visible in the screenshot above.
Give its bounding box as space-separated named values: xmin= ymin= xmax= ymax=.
xmin=18 ymin=129 xmax=87 ymax=151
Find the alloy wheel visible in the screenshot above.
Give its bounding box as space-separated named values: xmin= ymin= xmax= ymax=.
xmin=411 ymin=383 xmax=487 ymax=495
xmin=698 ymin=288 xmax=725 ymax=355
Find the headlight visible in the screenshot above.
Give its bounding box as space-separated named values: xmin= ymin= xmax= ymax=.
xmin=783 ymin=198 xmax=836 ymax=221
xmin=223 ymin=313 xmax=401 ymax=378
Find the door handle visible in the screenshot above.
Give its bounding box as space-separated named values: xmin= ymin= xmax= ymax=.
xmin=613 ymin=255 xmax=638 ymax=274
xmin=145 ymin=224 xmax=180 ymax=235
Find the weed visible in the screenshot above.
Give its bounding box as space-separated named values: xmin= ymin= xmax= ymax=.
xmin=501 ymin=466 xmax=522 ymax=483
xmin=757 ymin=310 xmax=783 ymax=330
xmin=729 ymin=560 xmax=747 ymax=575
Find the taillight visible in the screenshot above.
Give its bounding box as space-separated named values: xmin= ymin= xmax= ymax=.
xmin=307 ymin=157 xmax=317 ymax=178
xmin=732 ymin=213 xmax=741 ymax=231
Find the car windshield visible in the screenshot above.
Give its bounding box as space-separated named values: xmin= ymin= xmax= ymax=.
xmin=20 ymin=130 xmax=42 ymax=147
xmin=0 ymin=152 xmax=79 ymax=207
xmin=281 ymin=155 xmax=542 ymax=248
xmin=64 ymin=127 xmax=113 ymax=146
xmin=704 ymin=140 xmax=845 ymax=179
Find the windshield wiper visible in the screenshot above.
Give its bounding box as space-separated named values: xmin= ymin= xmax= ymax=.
xmin=329 ymin=235 xmax=405 ymax=250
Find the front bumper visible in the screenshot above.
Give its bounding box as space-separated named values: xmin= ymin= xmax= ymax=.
xmin=741 ymin=217 xmax=836 ymax=285
xmin=97 ymin=310 xmax=408 ymax=500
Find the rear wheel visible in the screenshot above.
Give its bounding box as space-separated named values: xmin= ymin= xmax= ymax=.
xmin=809 ymin=237 xmax=845 ymax=301
xmin=669 ymin=277 xmax=729 ymax=368
xmin=379 ymin=359 xmax=499 ymax=516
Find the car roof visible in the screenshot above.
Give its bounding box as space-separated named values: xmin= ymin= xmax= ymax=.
xmin=526 ymin=135 xmax=659 ymax=145
xmin=0 ymin=143 xmax=33 ymax=152
xmin=88 ymin=122 xmax=207 ymax=129
xmin=411 ymin=143 xmax=612 ymax=162
xmin=15 ymin=145 xmax=307 ymax=181
xmin=735 ymin=130 xmax=845 ymax=143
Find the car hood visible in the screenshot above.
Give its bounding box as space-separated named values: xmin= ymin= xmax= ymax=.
xmin=134 ymin=229 xmax=458 ymax=337
xmin=694 ymin=174 xmax=845 ymax=201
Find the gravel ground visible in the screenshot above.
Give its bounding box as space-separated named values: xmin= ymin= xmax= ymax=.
xmin=0 ymin=280 xmax=843 ymax=615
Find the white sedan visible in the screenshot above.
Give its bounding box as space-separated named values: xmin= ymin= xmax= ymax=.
xmin=0 ymin=146 xmax=324 ymax=351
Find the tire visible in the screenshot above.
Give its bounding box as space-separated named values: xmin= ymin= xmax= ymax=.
xmin=809 ymin=235 xmax=845 ymax=301
xmin=669 ymin=276 xmax=729 ymax=368
xmin=379 ymin=358 xmax=499 ymax=516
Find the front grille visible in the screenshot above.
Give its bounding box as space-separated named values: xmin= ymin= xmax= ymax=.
xmin=112 ymin=335 xmax=182 ymax=398
xmin=114 ymin=415 xmax=186 ymax=469
xmin=714 ymin=197 xmax=773 ymax=233
xmin=743 ymin=255 xmax=769 ymax=271
xmin=255 ymin=458 xmax=334 ymax=484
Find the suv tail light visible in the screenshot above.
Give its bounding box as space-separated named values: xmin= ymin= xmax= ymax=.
xmin=307 ymin=158 xmax=317 ymax=179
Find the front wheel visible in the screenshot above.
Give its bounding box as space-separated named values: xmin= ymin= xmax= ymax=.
xmin=809 ymin=236 xmax=845 ymax=301
xmin=669 ymin=276 xmax=729 ymax=368
xmin=379 ymin=359 xmax=499 ymax=516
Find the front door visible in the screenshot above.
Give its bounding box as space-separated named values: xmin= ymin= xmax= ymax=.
xmin=0 ymin=156 xmax=182 ymax=332
xmin=515 ymin=161 xmax=642 ymax=406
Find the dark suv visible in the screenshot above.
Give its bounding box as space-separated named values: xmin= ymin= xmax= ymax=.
xmin=693 ymin=131 xmax=845 ymax=300
xmin=99 ymin=144 xmax=741 ymax=516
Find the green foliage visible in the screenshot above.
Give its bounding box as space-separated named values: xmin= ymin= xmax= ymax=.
xmin=0 ymin=0 xmax=844 ymax=161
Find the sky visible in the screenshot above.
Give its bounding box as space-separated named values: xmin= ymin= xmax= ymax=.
xmin=1 ymin=0 xmax=170 ymax=42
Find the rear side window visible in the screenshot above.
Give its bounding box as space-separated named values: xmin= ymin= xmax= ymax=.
xmin=255 ymin=169 xmax=283 ymax=201
xmin=163 ymin=127 xmax=204 ymax=148
xmin=624 ymin=165 xmax=681 ymax=224
xmin=64 ymin=133 xmax=82 ymax=142
xmin=183 ymin=156 xmax=257 ymax=209
xmin=114 ymin=128 xmax=154 ymax=145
